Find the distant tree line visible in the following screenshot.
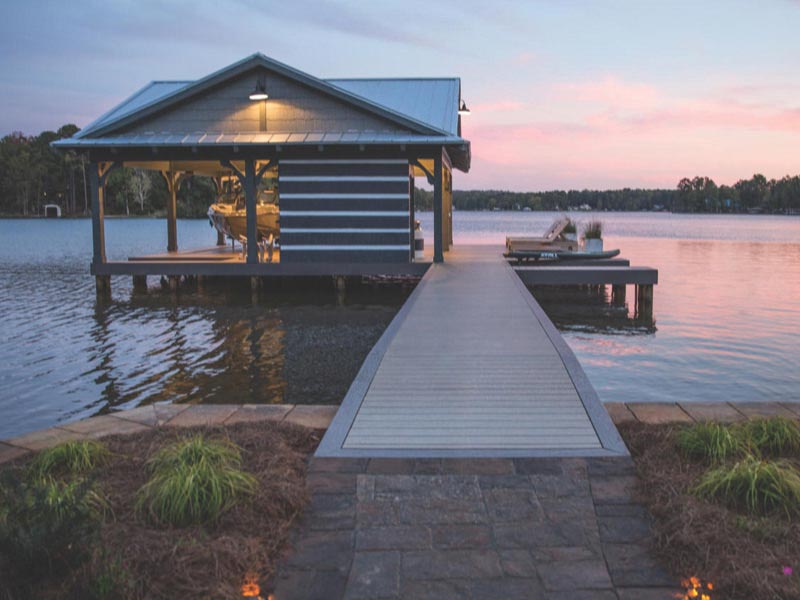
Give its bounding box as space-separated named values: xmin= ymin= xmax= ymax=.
xmin=0 ymin=124 xmax=217 ymax=218
xmin=415 ymin=174 xmax=800 ymax=214
xmin=2 ymin=124 xmax=799 ymax=216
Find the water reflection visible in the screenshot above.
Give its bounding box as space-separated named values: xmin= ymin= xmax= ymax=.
xmin=2 ymin=214 xmax=800 ymax=438
xmin=87 ymin=280 xmax=409 ymax=410
xmin=530 ymin=285 xmax=657 ymax=334
xmin=0 ymin=256 xmax=407 ymax=438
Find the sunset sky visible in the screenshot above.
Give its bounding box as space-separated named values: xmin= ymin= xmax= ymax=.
xmin=3 ymin=0 xmax=799 ymax=190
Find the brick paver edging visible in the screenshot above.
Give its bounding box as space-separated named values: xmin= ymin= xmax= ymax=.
xmin=0 ymin=403 xmax=337 ymax=465
xmin=3 ymin=401 xmax=798 ymax=466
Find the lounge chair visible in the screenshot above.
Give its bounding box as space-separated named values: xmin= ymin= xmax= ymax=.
xmin=505 ymin=217 xmax=577 ymax=252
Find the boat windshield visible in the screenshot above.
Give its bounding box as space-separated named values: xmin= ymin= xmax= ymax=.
xmin=217 ymin=181 xmax=277 ymax=209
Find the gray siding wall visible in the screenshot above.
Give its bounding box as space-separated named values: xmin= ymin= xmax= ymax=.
xmin=121 ymin=68 xmax=408 ymax=135
xmin=279 ymin=160 xmax=412 ymax=263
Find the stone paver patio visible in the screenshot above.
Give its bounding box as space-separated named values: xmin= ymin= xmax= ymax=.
xmin=273 ymin=456 xmax=677 ymax=599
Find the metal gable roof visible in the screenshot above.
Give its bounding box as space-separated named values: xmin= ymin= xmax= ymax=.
xmin=57 ymin=54 xmax=470 ymax=171
xmin=76 ymin=53 xmax=453 ymax=139
xmin=327 ymin=78 xmax=460 ymax=136
xmin=75 ymin=55 xmax=463 ymax=139
xmin=78 ymin=81 xmax=190 ymax=138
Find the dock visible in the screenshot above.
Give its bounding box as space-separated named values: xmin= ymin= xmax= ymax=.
xmin=318 ymin=245 xmax=636 ymax=458
xmin=96 ymin=244 xmax=430 ymax=279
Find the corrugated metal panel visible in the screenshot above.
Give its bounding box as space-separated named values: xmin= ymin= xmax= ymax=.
xmin=78 ymin=81 xmax=190 ymax=138
xmin=327 ymin=79 xmax=459 ymax=136
xmin=78 ymin=77 xmax=460 ymax=140
xmin=53 ymin=132 xmax=466 ymax=147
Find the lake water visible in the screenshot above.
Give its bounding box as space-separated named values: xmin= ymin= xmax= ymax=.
xmin=0 ymin=212 xmax=798 ymax=439
xmin=445 ymin=211 xmax=800 ymax=409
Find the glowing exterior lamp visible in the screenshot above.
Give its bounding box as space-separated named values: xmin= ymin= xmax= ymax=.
xmin=458 ymin=99 xmax=471 ymax=116
xmin=249 ymin=81 xmax=268 ymax=101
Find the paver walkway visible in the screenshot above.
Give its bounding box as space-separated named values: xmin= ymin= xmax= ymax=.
xmin=273 ymin=456 xmax=677 ymax=599
xmin=319 ymin=246 xmax=624 ymax=457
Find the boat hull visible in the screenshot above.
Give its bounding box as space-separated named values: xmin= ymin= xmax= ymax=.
xmin=504 ymin=248 xmax=621 ymax=263
xmin=207 ymin=204 xmax=279 ymax=241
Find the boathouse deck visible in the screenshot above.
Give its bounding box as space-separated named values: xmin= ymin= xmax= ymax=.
xmin=317 ymin=245 xmax=631 ymax=458
xmin=95 ymin=244 xmax=431 ymax=278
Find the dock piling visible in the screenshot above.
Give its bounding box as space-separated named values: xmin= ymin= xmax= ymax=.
xmin=636 ymin=284 xmax=654 ymax=321
xmin=95 ymin=275 xmax=111 ymax=300
xmin=612 ymin=284 xmax=626 ymax=305
xmin=132 ymin=275 xmax=147 ymax=294
xmin=250 ymin=276 xmax=261 ymax=302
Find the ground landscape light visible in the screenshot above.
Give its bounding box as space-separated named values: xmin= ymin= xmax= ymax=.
xmin=458 ymin=99 xmax=471 ymax=115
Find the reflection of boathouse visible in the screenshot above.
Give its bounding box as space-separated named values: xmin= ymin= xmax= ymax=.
xmin=53 ymin=53 xmax=471 ymax=294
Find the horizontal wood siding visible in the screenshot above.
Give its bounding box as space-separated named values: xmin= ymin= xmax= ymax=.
xmin=279 ymin=160 xmax=411 ymax=263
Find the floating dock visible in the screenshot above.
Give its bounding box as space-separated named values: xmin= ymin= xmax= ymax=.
xmin=318 ymin=245 xmax=646 ymax=458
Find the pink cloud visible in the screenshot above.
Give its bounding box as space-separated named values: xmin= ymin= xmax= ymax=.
xmin=552 ymin=76 xmax=661 ymax=111
xmin=471 ymin=100 xmax=527 ymax=112
xmin=512 ymin=51 xmax=536 ymax=65
xmin=457 ymin=75 xmax=800 ymax=190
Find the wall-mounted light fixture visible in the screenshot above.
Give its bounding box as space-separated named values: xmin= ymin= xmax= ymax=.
xmin=458 ymin=100 xmax=471 ymax=115
xmin=249 ymin=80 xmax=268 ymax=101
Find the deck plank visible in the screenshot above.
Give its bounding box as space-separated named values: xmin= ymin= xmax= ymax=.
xmin=323 ymin=245 xmax=618 ymax=454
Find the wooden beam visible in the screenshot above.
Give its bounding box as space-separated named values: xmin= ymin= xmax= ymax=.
xmin=243 ymin=158 xmax=259 ymax=264
xmin=433 ymin=152 xmax=444 ymax=263
xmin=212 ymin=176 xmax=226 ymax=245
xmin=89 ymin=161 xmax=121 ymax=265
xmin=160 ymin=171 xmax=184 ymax=252
xmin=89 ymin=164 xmax=105 ymax=265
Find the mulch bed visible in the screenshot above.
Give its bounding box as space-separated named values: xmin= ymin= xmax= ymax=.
xmin=0 ymin=420 xmax=322 ymax=599
xmin=618 ymin=421 xmax=800 ymax=600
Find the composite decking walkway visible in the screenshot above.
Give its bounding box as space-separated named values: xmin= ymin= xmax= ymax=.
xmin=318 ymin=245 xmax=626 ymax=458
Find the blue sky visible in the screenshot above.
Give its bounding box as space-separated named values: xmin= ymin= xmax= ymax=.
xmin=3 ymin=0 xmax=799 ymax=190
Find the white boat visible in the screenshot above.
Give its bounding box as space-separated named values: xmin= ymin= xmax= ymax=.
xmin=207 ymin=188 xmax=279 ymax=242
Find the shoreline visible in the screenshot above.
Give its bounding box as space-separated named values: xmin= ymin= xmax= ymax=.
xmin=1 ymin=210 xmax=799 ymax=219
xmin=3 ymin=400 xmax=799 ymax=465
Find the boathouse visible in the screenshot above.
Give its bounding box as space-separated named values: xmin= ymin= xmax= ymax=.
xmin=53 ymin=53 xmax=470 ymax=292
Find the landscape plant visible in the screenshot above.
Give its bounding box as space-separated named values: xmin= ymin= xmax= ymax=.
xmin=0 ymin=471 xmax=104 ymax=577
xmin=737 ymin=416 xmax=800 ymax=457
xmin=562 ymin=218 xmax=577 ymax=234
xmin=28 ymin=439 xmax=111 ymax=478
xmin=583 ymin=220 xmax=603 ymax=239
xmin=136 ymin=434 xmax=258 ymax=527
xmin=676 ymin=422 xmax=744 ymax=463
xmin=693 ymin=454 xmax=800 ymax=517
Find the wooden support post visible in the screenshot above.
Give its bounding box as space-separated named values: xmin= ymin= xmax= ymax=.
xmin=89 ymin=165 xmax=106 ymax=265
xmin=132 ymin=275 xmax=147 ymax=294
xmin=334 ymin=276 xmax=346 ymax=306
xmin=90 ymin=162 xmax=121 ymax=300
xmin=636 ymin=284 xmax=654 ymax=321
xmin=244 ymin=159 xmax=259 ymax=264
xmin=212 ymin=177 xmax=226 ymax=246
xmin=161 ymin=171 xmax=182 ymax=253
xmin=438 ymin=162 xmax=453 ymax=253
xmin=612 ymin=284 xmax=626 ymax=305
xmin=408 ymin=172 xmax=416 ymax=261
xmin=250 ymin=276 xmax=260 ymax=302
xmin=196 ymin=275 xmax=206 ymax=293
xmin=433 ymin=152 xmax=444 ymax=263
xmin=95 ymin=275 xmax=111 ymax=299
xmin=168 ymin=275 xmax=179 ymax=294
